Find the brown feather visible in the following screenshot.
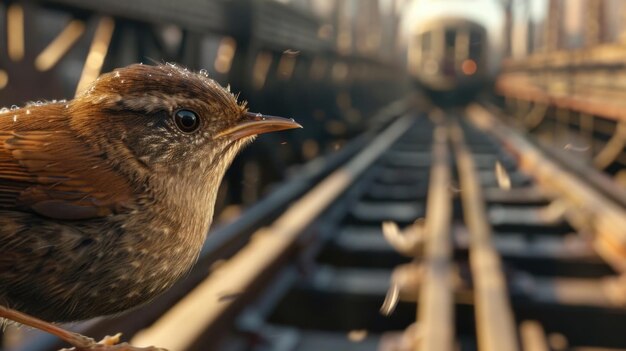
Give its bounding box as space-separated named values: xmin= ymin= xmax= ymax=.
xmin=0 ymin=106 xmax=135 ymax=220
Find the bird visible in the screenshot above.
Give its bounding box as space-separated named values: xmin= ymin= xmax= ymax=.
xmin=0 ymin=63 xmax=301 ymax=350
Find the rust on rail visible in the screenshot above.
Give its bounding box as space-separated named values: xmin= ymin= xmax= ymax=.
xmin=496 ymin=73 xmax=626 ymax=123
xmin=467 ymin=104 xmax=626 ymax=274
xmin=450 ymin=120 xmax=520 ymax=351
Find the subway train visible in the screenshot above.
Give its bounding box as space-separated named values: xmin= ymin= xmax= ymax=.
xmin=404 ymin=0 xmax=504 ymax=102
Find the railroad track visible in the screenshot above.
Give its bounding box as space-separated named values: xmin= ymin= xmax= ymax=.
xmin=4 ymin=101 xmax=626 ymax=351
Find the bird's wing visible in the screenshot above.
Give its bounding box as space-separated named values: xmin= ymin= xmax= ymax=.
xmin=0 ymin=130 xmax=136 ymax=220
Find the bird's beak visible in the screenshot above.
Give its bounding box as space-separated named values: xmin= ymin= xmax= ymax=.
xmin=215 ymin=111 xmax=302 ymax=140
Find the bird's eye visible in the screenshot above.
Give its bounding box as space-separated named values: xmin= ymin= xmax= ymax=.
xmin=173 ymin=109 xmax=200 ymax=133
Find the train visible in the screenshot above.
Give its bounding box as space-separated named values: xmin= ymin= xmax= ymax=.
xmin=404 ymin=0 xmax=505 ymax=102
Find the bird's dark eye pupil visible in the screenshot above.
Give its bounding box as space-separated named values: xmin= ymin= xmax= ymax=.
xmin=180 ymin=114 xmax=195 ymax=127
xmin=174 ymin=109 xmax=200 ymax=133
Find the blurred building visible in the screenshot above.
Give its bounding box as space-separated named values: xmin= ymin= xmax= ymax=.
xmin=508 ymin=0 xmax=626 ymax=57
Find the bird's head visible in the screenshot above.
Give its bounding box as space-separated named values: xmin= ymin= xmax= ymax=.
xmin=69 ymin=63 xmax=300 ymax=184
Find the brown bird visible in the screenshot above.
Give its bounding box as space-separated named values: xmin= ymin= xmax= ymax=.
xmin=0 ymin=63 xmax=301 ymax=349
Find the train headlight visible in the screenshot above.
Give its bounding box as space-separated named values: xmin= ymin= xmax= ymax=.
xmin=461 ymin=59 xmax=477 ymax=75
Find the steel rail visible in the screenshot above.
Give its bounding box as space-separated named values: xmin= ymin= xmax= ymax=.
xmin=416 ymin=114 xmax=454 ymax=351
xmin=130 ymin=114 xmax=415 ymax=351
xmin=450 ymin=121 xmax=520 ymax=351
xmin=496 ymin=73 xmax=626 ymax=123
xmin=519 ymin=320 xmax=550 ymax=351
xmin=467 ymin=103 xmax=626 ymax=273
xmin=480 ymin=101 xmax=626 ymax=208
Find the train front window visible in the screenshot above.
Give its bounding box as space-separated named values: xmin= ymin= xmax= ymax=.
xmin=469 ymin=29 xmax=482 ymax=60
xmin=445 ymin=29 xmax=456 ymax=51
xmin=422 ymin=32 xmax=431 ymax=52
xmin=444 ymin=29 xmax=456 ymax=75
xmin=455 ymin=29 xmax=470 ymax=61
